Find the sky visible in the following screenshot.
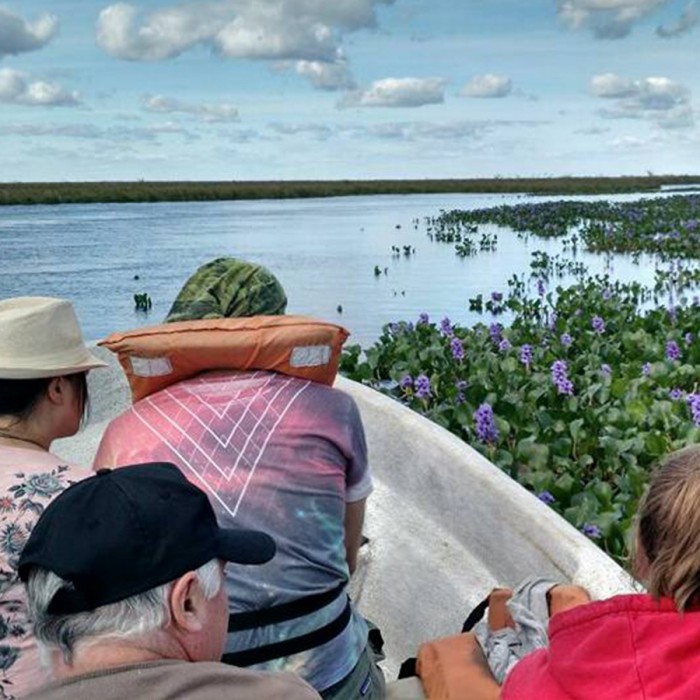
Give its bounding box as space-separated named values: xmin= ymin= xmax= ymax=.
xmin=0 ymin=0 xmax=698 ymax=181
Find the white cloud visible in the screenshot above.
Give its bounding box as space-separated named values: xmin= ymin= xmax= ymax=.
xmin=142 ymin=94 xmax=239 ymax=122
xmin=96 ymin=0 xmax=393 ymax=79
xmin=0 ymin=120 xmax=197 ymax=142
xmin=295 ymin=59 xmax=356 ymax=91
xmin=339 ymin=77 xmax=447 ymax=108
xmin=590 ymin=73 xmax=638 ymax=98
xmin=344 ymin=118 xmax=545 ymax=141
xmin=214 ymin=11 xmax=337 ymax=61
xmin=269 ymin=122 xmax=334 ymax=140
xmin=591 ymin=73 xmax=693 ymax=128
xmin=0 ymin=68 xmax=80 ymax=107
xmin=574 ymin=126 xmax=611 ymax=135
xmin=558 ymin=0 xmax=670 ymax=38
xmin=96 ymin=3 xmax=230 ymax=61
xmin=460 ymin=74 xmax=512 ymax=98
xmin=0 ymin=7 xmax=58 ymax=58
xmin=656 ymin=1 xmax=698 ymax=37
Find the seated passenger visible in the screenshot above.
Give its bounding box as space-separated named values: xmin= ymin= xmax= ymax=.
xmin=502 ymin=444 xmax=700 ymax=699
xmin=94 ymin=258 xmax=384 ymax=699
xmin=0 ymin=297 xmax=107 ymax=697
xmin=18 ymin=462 xmax=320 ymax=700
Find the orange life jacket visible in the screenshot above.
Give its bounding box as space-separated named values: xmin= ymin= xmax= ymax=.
xmin=99 ymin=315 xmax=349 ymax=402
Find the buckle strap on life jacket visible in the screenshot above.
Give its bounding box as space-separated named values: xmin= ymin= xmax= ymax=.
xmin=227 ymin=580 xmax=347 ymax=632
xmin=222 ymin=597 xmax=352 ymax=667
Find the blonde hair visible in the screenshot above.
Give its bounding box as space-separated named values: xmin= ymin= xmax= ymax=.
xmin=636 ymin=444 xmax=700 ymax=611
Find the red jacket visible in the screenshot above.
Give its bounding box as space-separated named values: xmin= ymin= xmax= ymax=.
xmin=501 ymin=594 xmax=700 ymax=699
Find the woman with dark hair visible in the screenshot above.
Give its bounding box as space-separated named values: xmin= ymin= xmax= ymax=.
xmin=501 ymin=444 xmax=700 ymax=699
xmin=0 ymin=297 xmax=106 ymax=698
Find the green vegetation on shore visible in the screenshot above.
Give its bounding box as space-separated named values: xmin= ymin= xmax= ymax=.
xmin=1 ymin=175 xmax=699 ymax=206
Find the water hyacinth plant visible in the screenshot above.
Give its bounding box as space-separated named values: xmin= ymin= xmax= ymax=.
xmin=341 ymin=268 xmax=700 ymax=563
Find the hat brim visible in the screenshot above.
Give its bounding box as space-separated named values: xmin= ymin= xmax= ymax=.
xmin=215 ymin=528 xmax=276 ymax=566
xmin=0 ymin=349 xmax=109 ymax=380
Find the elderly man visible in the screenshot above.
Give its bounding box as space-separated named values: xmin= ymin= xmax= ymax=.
xmin=18 ymin=462 xmax=320 ymax=700
xmin=94 ymin=258 xmax=384 ymax=699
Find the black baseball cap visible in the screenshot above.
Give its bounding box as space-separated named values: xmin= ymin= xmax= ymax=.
xmin=18 ymin=462 xmax=276 ymax=615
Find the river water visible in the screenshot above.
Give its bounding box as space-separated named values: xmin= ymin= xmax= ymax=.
xmin=0 ymin=191 xmax=689 ymax=347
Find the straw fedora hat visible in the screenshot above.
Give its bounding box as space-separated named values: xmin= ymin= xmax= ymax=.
xmin=0 ymin=297 xmax=108 ymax=379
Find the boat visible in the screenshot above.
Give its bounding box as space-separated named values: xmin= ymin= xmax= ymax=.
xmin=53 ymin=348 xmax=633 ymax=690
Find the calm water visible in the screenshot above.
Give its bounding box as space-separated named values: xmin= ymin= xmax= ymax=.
xmin=0 ymin=192 xmax=687 ymax=347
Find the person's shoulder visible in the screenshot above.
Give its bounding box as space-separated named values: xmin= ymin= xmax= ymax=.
xmin=188 ymin=662 xmax=320 ymax=699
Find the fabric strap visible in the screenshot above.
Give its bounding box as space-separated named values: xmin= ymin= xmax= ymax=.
xmin=462 ymin=596 xmax=490 ymax=632
xmin=223 ymin=597 xmax=352 ymax=667
xmin=227 ymin=581 xmax=348 ymax=632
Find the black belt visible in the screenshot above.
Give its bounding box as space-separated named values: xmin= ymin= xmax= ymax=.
xmin=223 ymin=597 xmax=352 ymax=667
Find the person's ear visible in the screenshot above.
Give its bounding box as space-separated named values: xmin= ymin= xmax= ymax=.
xmin=170 ymin=572 xmax=207 ymax=633
xmin=45 ymin=377 xmax=67 ymax=407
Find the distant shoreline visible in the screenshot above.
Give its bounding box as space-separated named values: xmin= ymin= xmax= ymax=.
xmin=1 ymin=176 xmax=699 ymax=207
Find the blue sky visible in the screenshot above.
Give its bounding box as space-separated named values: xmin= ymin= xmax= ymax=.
xmin=0 ymin=0 xmax=697 ymax=181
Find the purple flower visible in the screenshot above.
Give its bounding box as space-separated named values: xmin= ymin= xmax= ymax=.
xmin=582 ymin=523 xmax=602 ymax=539
xmin=455 ymin=380 xmax=469 ymax=392
xmin=560 ymin=333 xmax=572 ymax=347
xmin=600 ymin=364 xmax=612 ymax=376
xmin=400 ymin=374 xmax=413 ymax=390
xmin=536 ymin=279 xmax=546 ymax=297
xmin=414 ymin=374 xmax=431 ymax=399
xmin=551 ymin=360 xmax=574 ymax=396
xmin=666 ymin=340 xmax=681 ymax=361
xmin=669 ymin=388 xmax=683 ymax=401
xmin=685 ymin=332 xmax=693 ymax=345
xmin=498 ymin=338 xmax=511 ymax=352
xmin=451 ymin=337 xmax=465 ymax=361
xmin=547 ymin=312 xmax=558 ymax=331
xmin=687 ymin=394 xmax=700 ymax=426
xmin=417 ymin=312 xmax=430 ymax=326
xmin=440 ymin=317 xmax=454 ymax=337
xmin=551 ymin=359 xmax=568 ymax=381
xmin=668 ymin=306 xmax=677 ymax=324
xmin=642 ymin=362 xmax=652 ymax=376
xmin=602 ymin=288 xmax=612 ymax=301
xmin=473 ymin=403 xmax=499 ymax=444
xmin=491 ymin=291 xmax=503 ymax=302
xmin=389 ymin=322 xmax=400 ymax=336
xmin=538 ymin=491 xmax=555 ymax=505
xmin=489 ymin=323 xmax=502 ymax=343
xmin=520 ymin=344 xmax=533 ymax=367
xmin=592 ymin=316 xmax=605 ymax=334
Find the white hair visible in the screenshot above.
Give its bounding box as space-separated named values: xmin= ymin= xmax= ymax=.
xmin=26 ymin=559 xmax=222 ymax=664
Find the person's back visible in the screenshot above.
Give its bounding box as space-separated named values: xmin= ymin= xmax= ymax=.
xmin=0 ymin=296 xmax=107 ymax=698
xmin=502 ymin=444 xmax=700 ymax=699
xmin=17 ymin=462 xmax=320 ymax=700
xmin=94 ymin=368 xmax=374 ymax=692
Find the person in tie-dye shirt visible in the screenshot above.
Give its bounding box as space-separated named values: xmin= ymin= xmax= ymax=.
xmin=94 ymin=259 xmax=385 ymax=699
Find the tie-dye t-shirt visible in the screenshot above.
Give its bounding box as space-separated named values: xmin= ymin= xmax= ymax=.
xmin=93 ymin=370 xmax=373 ymax=692
xmin=0 ymin=447 xmax=89 ymax=699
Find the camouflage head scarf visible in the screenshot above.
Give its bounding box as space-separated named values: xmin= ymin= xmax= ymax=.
xmin=165 ymin=257 xmax=287 ymax=323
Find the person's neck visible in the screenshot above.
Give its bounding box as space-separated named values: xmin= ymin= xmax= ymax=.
xmin=0 ymin=423 xmax=50 ymax=452
xmin=51 ymin=637 xmax=188 ymax=681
